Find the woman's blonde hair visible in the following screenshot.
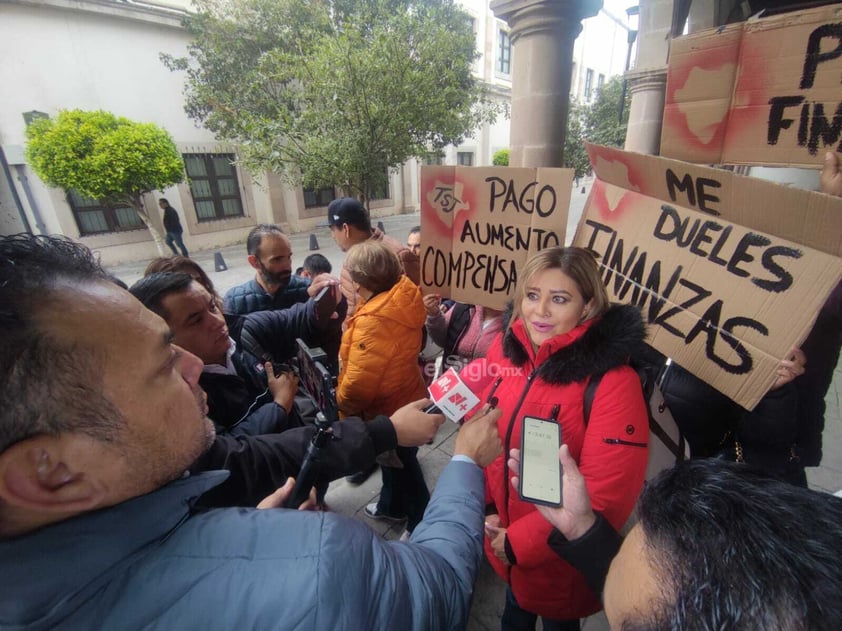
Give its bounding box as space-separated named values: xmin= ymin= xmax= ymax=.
xmin=511 ymin=247 xmax=609 ymax=323
xmin=345 ymin=241 xmax=403 ymax=296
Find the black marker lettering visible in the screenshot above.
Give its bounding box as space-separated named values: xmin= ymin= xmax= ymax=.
xmin=727 ymin=232 xmax=770 ymax=278
xmin=719 ymin=317 xmax=769 ymax=375
xmin=768 ymin=95 xmax=806 ymax=145
xmin=665 ymin=170 xmax=696 ymax=206
xmin=695 ymin=177 xmax=722 ymax=215
xmin=754 ymin=245 xmax=802 ymax=293
xmin=799 ymin=24 xmax=842 ymax=90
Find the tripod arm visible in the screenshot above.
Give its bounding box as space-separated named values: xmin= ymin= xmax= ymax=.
xmin=283 ymin=412 xmax=333 ymax=509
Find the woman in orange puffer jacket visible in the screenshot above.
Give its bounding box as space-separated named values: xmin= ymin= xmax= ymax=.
xmin=337 ymin=241 xmax=429 ymax=533
xmin=468 ymin=247 xmax=649 ymax=630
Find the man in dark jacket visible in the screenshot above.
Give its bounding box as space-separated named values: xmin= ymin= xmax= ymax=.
xmin=130 ymin=272 xmax=341 ymax=436
xmin=224 ymin=223 xmax=312 ymax=314
xmin=159 ymin=197 xmax=188 ymax=257
xmin=509 ymin=446 xmax=842 ymax=630
xmin=0 ymin=233 xmax=504 ymax=630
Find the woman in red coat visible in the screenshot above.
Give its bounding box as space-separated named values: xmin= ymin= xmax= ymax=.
xmin=474 ymin=247 xmax=649 ymax=630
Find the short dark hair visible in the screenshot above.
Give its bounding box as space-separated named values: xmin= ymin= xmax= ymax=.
xmin=246 ymin=224 xmax=285 ymax=257
xmin=0 ymin=234 xmax=123 ymax=454
xmin=144 ymin=256 xmax=219 ymax=302
xmin=159 ymin=198 xmax=169 ymax=205
xmin=408 ymin=225 xmax=421 ymax=236
xmin=129 ymin=272 xmax=194 ymax=319
xmin=631 ymin=459 xmax=842 ymax=630
xmin=302 ymin=253 xmax=332 ymax=276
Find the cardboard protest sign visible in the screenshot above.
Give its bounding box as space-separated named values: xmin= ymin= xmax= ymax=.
xmin=573 ymin=144 xmax=842 ymax=409
xmin=662 ymin=4 xmax=842 ymax=167
xmin=420 ymin=165 xmax=573 ymax=310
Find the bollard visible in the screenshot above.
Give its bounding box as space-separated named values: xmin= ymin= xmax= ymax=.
xmin=581 ymin=186 xmax=586 ymax=194
xmin=309 ymin=233 xmax=319 ymax=251
xmin=214 ymin=251 xmax=228 ymax=272
xmin=377 ymin=221 xmax=385 ymax=234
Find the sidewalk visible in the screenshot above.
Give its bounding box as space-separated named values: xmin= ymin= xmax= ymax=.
xmin=106 ymin=202 xmax=841 ymax=630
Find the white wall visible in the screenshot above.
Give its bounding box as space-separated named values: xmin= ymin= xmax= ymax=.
xmin=571 ymin=6 xmax=633 ymax=103
xmin=0 ymin=4 xmax=207 ymax=145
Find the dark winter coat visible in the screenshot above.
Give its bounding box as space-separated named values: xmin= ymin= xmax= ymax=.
xmin=235 ymin=297 xmax=345 ymax=371
xmin=199 ymin=344 xmax=294 ymax=437
xmin=191 ymin=414 xmax=398 ymax=508
xmin=162 ymin=205 xmax=182 ymax=234
xmin=224 ymin=275 xmax=312 ymax=315
xmin=645 ymin=344 xmax=804 ymax=485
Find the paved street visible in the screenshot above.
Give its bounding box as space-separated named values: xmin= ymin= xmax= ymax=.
xmin=107 ymin=182 xmax=841 ymax=630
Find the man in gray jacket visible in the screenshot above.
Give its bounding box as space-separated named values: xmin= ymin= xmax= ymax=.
xmin=0 ymin=233 xmax=502 ymax=630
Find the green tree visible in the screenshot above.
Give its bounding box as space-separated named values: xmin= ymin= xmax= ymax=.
xmin=25 ymin=109 xmax=184 ymax=254
xmin=162 ymin=0 xmax=498 ymax=208
xmin=563 ymin=76 xmax=630 ymax=178
xmin=583 ymin=76 xmax=630 ymax=147
xmin=492 ymin=148 xmax=509 ymax=166
xmin=563 ymin=98 xmax=590 ymax=179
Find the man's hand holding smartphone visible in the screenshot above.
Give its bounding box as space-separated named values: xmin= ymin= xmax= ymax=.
xmin=508 ymin=444 xmax=596 ymax=541
xmin=309 ymin=274 xmax=342 ymax=321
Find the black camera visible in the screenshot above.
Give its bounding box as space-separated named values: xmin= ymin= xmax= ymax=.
xmin=282 ymin=339 xmax=339 ymax=509
xmin=295 ymin=338 xmax=339 ymax=423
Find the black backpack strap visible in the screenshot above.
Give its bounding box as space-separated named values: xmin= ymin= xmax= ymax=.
xmin=583 ymin=371 xmax=605 ymax=428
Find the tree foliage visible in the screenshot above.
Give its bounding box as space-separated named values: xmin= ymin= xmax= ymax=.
xmin=583 ymin=76 xmax=630 ymax=147
xmin=163 ymin=0 xmax=498 ymax=205
xmin=564 ymin=76 xmax=630 ymax=178
xmin=492 ymin=148 xmax=509 ymax=166
xmin=25 ymin=109 xmax=184 ymax=252
xmin=563 ymin=98 xmax=590 ymax=178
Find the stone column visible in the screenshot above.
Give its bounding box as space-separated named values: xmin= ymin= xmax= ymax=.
xmin=624 ymin=68 xmax=668 ymax=154
xmin=491 ymin=0 xmax=600 ymax=168
xmin=623 ymin=0 xmax=673 ymax=154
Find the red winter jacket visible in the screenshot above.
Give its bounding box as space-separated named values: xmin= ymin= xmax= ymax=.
xmin=476 ymin=304 xmax=649 ymax=620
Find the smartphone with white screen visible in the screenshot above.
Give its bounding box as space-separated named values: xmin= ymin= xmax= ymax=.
xmin=519 ymin=416 xmax=562 ymax=507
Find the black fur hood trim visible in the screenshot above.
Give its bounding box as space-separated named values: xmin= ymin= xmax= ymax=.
xmin=501 ymin=304 xmax=646 ymax=385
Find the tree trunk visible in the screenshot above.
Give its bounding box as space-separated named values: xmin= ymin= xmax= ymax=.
xmin=130 ymin=200 xmax=167 ymax=257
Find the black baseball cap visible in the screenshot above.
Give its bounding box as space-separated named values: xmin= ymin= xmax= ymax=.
xmin=326 ymin=198 xmax=370 ymax=230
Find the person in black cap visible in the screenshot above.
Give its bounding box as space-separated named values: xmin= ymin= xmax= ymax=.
xmin=327 ymin=197 xmax=420 ymax=319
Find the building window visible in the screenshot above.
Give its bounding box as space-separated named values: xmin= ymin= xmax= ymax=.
xmin=303 ymin=186 xmax=336 ymax=208
xmin=457 ymin=151 xmax=474 ymax=166
xmin=67 ymin=190 xmax=144 ymax=236
xmin=497 ymin=30 xmax=511 ymax=75
xmin=597 ymin=73 xmax=605 ymax=92
xmin=424 ymin=152 xmax=444 ymax=165
xmin=584 ymin=68 xmax=594 ymax=101
xmin=183 ymin=153 xmax=244 ymax=222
